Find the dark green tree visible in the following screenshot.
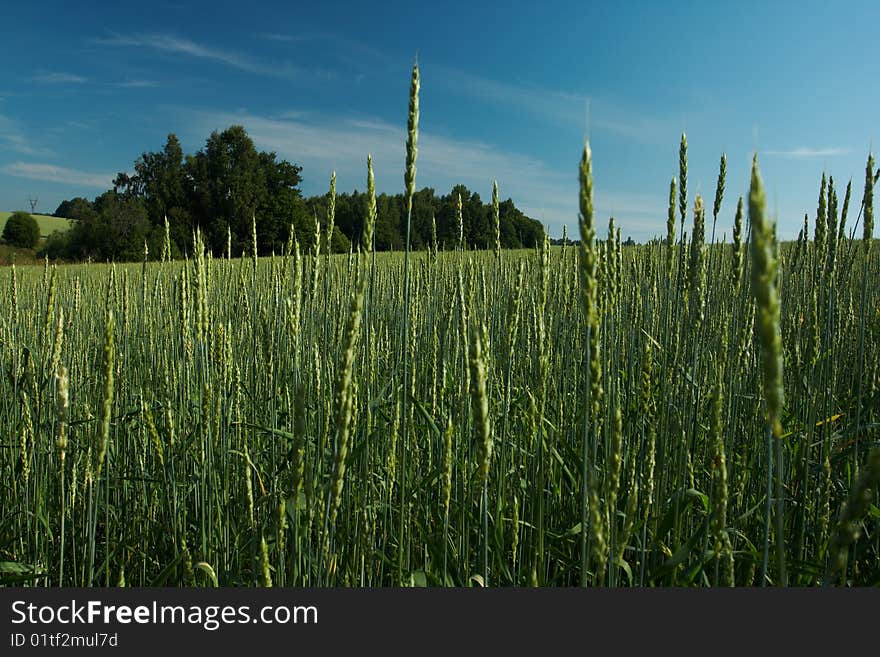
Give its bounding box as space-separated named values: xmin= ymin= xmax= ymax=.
xmin=185 ymin=125 xmax=304 ymax=255
xmin=66 ymin=191 xmax=154 ymax=261
xmin=258 ymin=153 xmax=309 ymax=253
xmin=38 ymin=230 xmax=72 ymax=260
xmin=53 ymin=197 xmax=95 ymax=220
xmin=376 ymin=193 xmax=404 ymax=250
xmin=306 ymin=184 xmax=543 ymax=252
xmin=113 ymin=133 xmax=193 ymax=249
xmin=498 ymin=198 xmax=543 ymax=248
xmin=434 ymin=185 xmax=491 ymax=249
xmin=185 ymin=125 xmax=265 ymax=253
xmin=2 ymin=211 xmax=40 ymax=248
xmin=409 ymin=187 xmax=437 ymax=250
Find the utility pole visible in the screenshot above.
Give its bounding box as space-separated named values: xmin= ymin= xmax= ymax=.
xmin=28 ymin=196 xmax=38 ymax=213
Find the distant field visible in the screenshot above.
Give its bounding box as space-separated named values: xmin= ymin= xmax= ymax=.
xmin=0 ymin=212 xmax=72 ymax=238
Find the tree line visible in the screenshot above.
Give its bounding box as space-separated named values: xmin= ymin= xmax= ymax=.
xmin=44 ymin=126 xmax=545 ymax=261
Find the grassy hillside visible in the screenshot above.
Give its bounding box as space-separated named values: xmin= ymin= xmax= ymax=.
xmin=0 ymin=243 xmax=41 ymax=265
xmin=0 ymin=211 xmax=72 ymax=238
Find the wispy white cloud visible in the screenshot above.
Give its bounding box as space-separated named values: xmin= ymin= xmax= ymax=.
xmin=0 ymin=132 xmax=43 ymax=156
xmin=65 ymin=120 xmax=97 ymax=130
xmin=30 ymin=69 xmax=158 ymax=89
xmin=32 ymin=72 xmax=88 ymax=84
xmin=435 ymin=66 xmax=588 ymax=127
xmin=254 ymin=35 xmax=674 ymax=144
xmin=2 ymin=162 xmax=115 ymax=188
xmin=0 ymin=115 xmax=54 ymax=157
xmin=273 ymin=110 xmax=308 ymax=121
xmin=112 ymin=79 xmax=160 ymax=88
xmin=94 ymin=33 xmax=308 ymax=80
xmin=590 ymin=109 xmax=679 ymax=145
xmin=256 ymin=30 xmax=396 ymax=69
xmin=763 ymin=147 xmax=849 ymax=159
xmin=433 ymin=66 xmax=678 ymax=144
xmin=256 ymin=33 xmax=299 ymax=43
xmin=252 ymin=34 xmax=666 ymax=143
xmin=180 ymin=107 xmax=665 ymax=238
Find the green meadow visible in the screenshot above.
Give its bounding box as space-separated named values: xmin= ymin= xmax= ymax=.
xmin=0 ymin=212 xmax=72 ymax=239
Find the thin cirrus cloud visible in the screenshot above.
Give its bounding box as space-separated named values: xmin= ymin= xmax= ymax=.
xmin=256 ymin=30 xmax=399 ymax=75
xmin=431 ymin=66 xmax=679 ymax=144
xmin=31 ymin=71 xmax=157 ymax=89
xmin=259 ymin=31 xmax=679 ymax=146
xmin=0 ymin=133 xmax=51 ymax=157
xmin=112 ymin=79 xmax=160 ymax=88
xmin=32 ymin=72 xmax=89 ymax=84
xmin=254 ymin=33 xmax=672 ymax=143
xmin=256 ymin=33 xmax=299 ymax=43
xmin=763 ymin=147 xmax=850 ymax=159
xmin=182 ymin=107 xmax=665 ymax=238
xmin=93 ymin=33 xmax=309 ymax=80
xmin=1 ymin=162 xmax=116 ymax=188
xmin=434 ymin=66 xmax=588 ymax=127
xmin=0 ymin=114 xmax=54 ymax=157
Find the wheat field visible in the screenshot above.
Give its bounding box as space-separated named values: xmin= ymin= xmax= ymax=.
xmin=2 ymin=66 xmax=878 ymax=587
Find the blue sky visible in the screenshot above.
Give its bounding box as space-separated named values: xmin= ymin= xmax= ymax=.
xmin=1 ymin=0 xmax=877 ymax=241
